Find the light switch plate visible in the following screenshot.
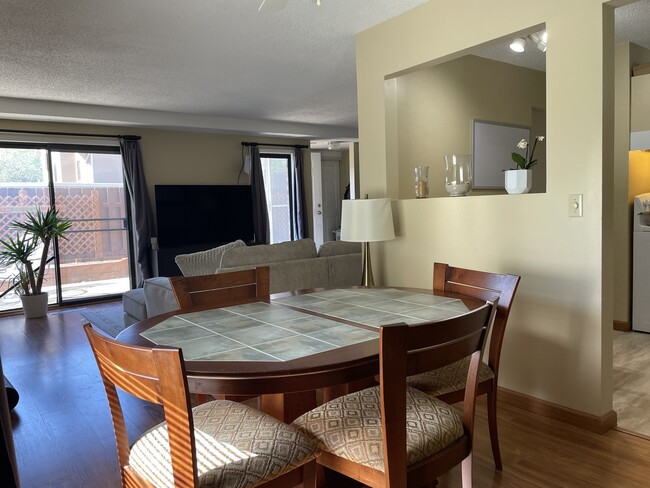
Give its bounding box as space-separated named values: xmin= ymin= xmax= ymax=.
xmin=569 ymin=194 xmax=583 ymax=217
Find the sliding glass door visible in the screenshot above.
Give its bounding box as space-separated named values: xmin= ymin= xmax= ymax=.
xmin=0 ymin=145 xmax=132 ymax=312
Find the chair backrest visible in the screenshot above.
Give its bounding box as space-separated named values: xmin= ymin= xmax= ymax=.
xmin=83 ymin=324 xmax=198 ymax=487
xmin=433 ymin=262 xmax=520 ymax=378
xmin=379 ymin=302 xmax=495 ymax=486
xmin=170 ymin=266 xmax=270 ymax=310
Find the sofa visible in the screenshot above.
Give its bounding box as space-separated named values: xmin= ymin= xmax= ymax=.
xmin=122 ymin=238 xmax=362 ymax=325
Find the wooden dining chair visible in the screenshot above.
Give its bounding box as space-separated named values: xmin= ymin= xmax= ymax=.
xmin=292 ymin=301 xmax=495 ymax=488
xmin=84 ymin=323 xmax=318 ymax=488
xmin=170 ymin=266 xmax=270 ymax=310
xmin=407 ymin=262 xmax=520 ymax=470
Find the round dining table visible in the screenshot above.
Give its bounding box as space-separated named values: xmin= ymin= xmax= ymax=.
xmin=116 ymin=286 xmax=485 ymax=422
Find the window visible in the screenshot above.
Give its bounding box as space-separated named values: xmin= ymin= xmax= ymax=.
xmin=260 ymin=153 xmax=292 ymax=244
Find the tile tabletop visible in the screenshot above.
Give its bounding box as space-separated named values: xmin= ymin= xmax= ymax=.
xmin=142 ymin=288 xmax=468 ymax=362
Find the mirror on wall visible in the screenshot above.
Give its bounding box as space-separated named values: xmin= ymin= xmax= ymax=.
xmin=386 ymin=24 xmax=546 ymax=199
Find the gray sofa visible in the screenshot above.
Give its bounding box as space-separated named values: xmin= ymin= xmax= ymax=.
xmin=122 ymin=238 xmax=361 ymax=325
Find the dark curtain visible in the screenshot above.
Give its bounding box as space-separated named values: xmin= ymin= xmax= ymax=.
xmin=250 ymin=146 xmax=270 ymax=244
xmin=120 ymin=139 xmax=155 ymax=286
xmin=290 ymin=148 xmax=308 ymax=239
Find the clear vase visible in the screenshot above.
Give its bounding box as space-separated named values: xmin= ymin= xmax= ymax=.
xmin=444 ymin=154 xmax=472 ymax=197
xmin=415 ymin=166 xmax=429 ymax=198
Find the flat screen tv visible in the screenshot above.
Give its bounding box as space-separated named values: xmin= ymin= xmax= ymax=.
xmin=155 ymin=185 xmax=255 ymax=248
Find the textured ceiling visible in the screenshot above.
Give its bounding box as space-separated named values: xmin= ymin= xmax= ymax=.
xmin=1 ymin=0 xmax=649 ymax=140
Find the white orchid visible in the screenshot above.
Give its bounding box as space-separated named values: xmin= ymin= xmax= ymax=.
xmin=511 ymin=135 xmax=545 ymax=170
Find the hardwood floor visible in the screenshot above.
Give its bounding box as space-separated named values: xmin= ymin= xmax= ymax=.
xmin=2 ymin=302 xmax=650 ymax=487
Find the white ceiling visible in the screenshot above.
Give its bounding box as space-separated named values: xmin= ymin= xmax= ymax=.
xmin=1 ymin=0 xmax=649 ymax=141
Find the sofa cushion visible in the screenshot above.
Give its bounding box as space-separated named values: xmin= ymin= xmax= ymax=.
xmin=174 ymin=240 xmax=246 ymax=277
xmin=144 ymin=277 xmax=179 ymax=318
xmin=326 ymin=253 xmax=362 ymax=288
xmin=317 ymin=240 xmax=361 ymax=257
xmin=220 ymin=239 xmax=317 ymax=268
xmin=220 ymin=258 xmax=329 ymax=294
xmin=123 ymin=288 xmax=147 ymax=322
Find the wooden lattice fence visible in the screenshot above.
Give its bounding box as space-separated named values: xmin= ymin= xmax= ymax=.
xmin=0 ymin=185 xmax=127 ymax=264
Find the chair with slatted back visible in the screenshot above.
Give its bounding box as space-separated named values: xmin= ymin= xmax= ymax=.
xmin=170 ymin=266 xmax=270 ymax=310
xmin=292 ymin=301 xmax=495 ymax=488
xmin=407 ymin=262 xmax=520 ymax=471
xmin=84 ymin=323 xmax=319 ymax=488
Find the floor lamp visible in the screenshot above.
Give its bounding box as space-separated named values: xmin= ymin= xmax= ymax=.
xmin=340 ymin=198 xmax=395 ymax=286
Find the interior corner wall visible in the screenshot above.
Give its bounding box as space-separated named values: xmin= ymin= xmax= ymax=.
xmin=393 ymin=55 xmax=545 ymax=199
xmin=0 ymin=119 xmax=309 ymax=235
xmin=356 ymin=0 xmax=615 ymax=416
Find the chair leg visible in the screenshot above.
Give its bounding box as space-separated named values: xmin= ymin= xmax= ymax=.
xmin=302 ymin=460 xmax=317 ymax=488
xmin=487 ymin=386 xmax=503 ymax=470
xmin=461 ymin=453 xmax=472 ymax=488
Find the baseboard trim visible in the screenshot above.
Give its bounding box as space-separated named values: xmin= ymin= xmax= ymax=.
xmin=498 ymin=387 xmax=617 ymax=434
xmin=613 ymin=320 xmax=631 ymax=332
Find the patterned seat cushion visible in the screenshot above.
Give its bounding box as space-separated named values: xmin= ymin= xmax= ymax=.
xmin=129 ymin=400 xmax=319 ymax=488
xmin=407 ymin=356 xmax=494 ymax=396
xmin=291 ymin=386 xmax=463 ymax=472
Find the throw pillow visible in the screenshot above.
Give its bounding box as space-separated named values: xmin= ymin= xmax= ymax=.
xmin=174 ymin=240 xmax=246 ymax=277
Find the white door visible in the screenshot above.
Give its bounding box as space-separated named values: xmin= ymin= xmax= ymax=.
xmin=311 ymin=152 xmax=341 ymax=248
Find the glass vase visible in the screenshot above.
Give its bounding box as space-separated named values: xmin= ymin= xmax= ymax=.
xmin=444 ymin=154 xmax=472 ymax=197
xmin=414 ymin=166 xmax=429 ymax=198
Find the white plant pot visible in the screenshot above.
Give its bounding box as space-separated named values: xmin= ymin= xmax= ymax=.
xmin=504 ymin=169 xmax=532 ymax=194
xmin=20 ymin=292 xmax=49 ymax=319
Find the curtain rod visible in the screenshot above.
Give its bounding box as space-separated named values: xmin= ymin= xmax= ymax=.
xmin=241 ymin=142 xmax=308 ymax=149
xmin=0 ymin=128 xmax=141 ymax=141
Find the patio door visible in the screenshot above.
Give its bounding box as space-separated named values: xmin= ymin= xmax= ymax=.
xmin=0 ymin=145 xmax=132 ymax=312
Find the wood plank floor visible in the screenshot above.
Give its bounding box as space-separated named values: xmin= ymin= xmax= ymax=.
xmin=2 ymin=302 xmax=649 ymax=487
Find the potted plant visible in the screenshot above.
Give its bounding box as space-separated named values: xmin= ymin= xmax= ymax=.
xmin=505 ymin=135 xmax=545 ymax=194
xmin=0 ymin=207 xmax=72 ymax=318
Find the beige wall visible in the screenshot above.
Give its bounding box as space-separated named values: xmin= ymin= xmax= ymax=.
xmin=356 ymin=0 xmax=620 ymax=415
xmin=0 ymin=119 xmax=313 ymax=236
xmin=392 ymin=55 xmax=545 ymax=199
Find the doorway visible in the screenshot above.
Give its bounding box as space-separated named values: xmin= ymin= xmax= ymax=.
xmin=0 ymin=145 xmax=132 ymax=311
xmin=311 ymin=152 xmax=342 ymax=248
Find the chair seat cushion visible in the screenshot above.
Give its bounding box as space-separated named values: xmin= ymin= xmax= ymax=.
xmin=407 ymin=356 xmax=494 ymax=396
xmin=129 ymin=400 xmax=319 ymax=488
xmin=291 ymin=386 xmax=463 ymax=472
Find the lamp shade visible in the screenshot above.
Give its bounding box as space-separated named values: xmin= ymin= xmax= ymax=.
xmin=340 ymin=198 xmax=395 ymax=243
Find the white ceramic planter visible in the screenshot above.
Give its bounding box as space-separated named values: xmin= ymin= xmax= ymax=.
xmin=20 ymin=292 xmax=49 ymax=318
xmin=504 ymin=169 xmax=532 ymax=194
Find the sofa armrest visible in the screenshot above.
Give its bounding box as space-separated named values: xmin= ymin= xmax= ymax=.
xmin=144 ymin=277 xmax=179 ymax=318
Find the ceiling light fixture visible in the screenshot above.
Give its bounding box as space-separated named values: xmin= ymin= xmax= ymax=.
xmin=529 ymin=31 xmax=547 ymax=53
xmin=509 ymin=30 xmax=547 ymax=53
xmin=327 ymin=141 xmax=341 ymax=151
xmin=509 ymin=38 xmax=526 ymax=53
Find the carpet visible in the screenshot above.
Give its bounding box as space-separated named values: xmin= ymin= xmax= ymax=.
xmin=80 ymin=304 xmax=127 ymax=338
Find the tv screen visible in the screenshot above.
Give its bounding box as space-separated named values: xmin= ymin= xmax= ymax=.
xmin=155 ymin=185 xmax=255 ymax=248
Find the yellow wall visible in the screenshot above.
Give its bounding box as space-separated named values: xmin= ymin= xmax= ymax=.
xmin=629 ymin=151 xmax=650 ymax=201
xmin=0 ymin=119 xmax=314 ymax=236
xmin=392 ymin=55 xmax=545 ymax=199
xmin=356 ymin=0 xmax=618 ymax=415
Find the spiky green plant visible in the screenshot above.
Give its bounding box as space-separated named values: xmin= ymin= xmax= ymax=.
xmin=0 ymin=207 xmax=72 ymax=296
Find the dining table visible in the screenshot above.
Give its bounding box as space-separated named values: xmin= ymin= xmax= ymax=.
xmin=115 ymin=286 xmax=486 ymax=422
